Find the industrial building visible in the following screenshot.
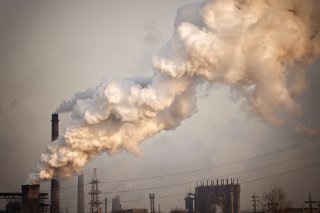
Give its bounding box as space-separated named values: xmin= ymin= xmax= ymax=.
xmin=0 ymin=184 xmax=49 ymax=213
xmin=185 ymin=192 xmax=195 ymax=213
xmin=120 ymin=209 xmax=148 ymax=213
xmin=111 ymin=196 xmax=121 ymax=213
xmin=170 ymin=208 xmax=185 ymax=213
xmin=0 ymin=113 xmax=319 ymax=213
xmin=110 ymin=196 xmax=147 ymax=213
xmin=0 ymin=114 xmax=243 ymax=213
xmin=189 ymin=179 xmax=240 ymax=213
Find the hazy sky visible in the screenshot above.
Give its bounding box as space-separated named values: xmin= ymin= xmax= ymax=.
xmin=0 ymin=1 xmax=319 ymax=213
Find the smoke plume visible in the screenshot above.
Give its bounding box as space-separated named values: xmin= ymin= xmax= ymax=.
xmin=27 ymin=0 xmax=320 ymax=183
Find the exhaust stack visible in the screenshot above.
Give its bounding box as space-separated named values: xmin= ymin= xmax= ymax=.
xmin=50 ymin=114 xmax=60 ymax=213
xmin=51 ymin=113 xmax=59 ymax=141
xmin=77 ymin=173 xmax=84 ymax=213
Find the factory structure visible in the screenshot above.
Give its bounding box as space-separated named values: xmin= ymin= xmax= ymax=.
xmin=0 ymin=177 xmax=240 ymax=213
xmin=0 ymin=114 xmax=319 ymax=213
xmin=0 ymin=184 xmax=49 ymax=213
xmin=0 ymin=113 xmax=243 ymax=213
xmin=0 ymin=177 xmax=241 ymax=213
xmin=193 ymin=179 xmax=240 ymax=213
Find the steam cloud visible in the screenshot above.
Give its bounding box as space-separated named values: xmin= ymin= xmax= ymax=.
xmin=27 ymin=0 xmax=320 ymax=183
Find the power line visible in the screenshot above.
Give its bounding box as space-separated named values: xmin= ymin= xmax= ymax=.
xmin=98 ymin=140 xmax=316 ymax=184
xmin=58 ymin=149 xmax=320 ymax=201
xmin=241 ymin=161 xmax=320 ymax=185
xmin=102 ymin=151 xmax=320 ymax=194
xmin=111 ymin=161 xmax=320 ymax=204
xmin=41 ymin=139 xmax=318 ymax=193
xmin=63 ymin=160 xmax=320 ymax=209
xmin=64 ymin=193 xmax=188 ymax=209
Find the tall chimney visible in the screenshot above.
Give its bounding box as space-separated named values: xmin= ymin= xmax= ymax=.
xmin=105 ymin=197 xmax=107 ymax=213
xmin=21 ymin=184 xmax=40 ymax=213
xmin=51 ymin=114 xmax=59 ymax=141
xmin=77 ymin=173 xmax=85 ymax=213
xmin=51 ymin=114 xmax=60 ymax=213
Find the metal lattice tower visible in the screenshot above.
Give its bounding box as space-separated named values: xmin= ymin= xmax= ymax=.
xmin=149 ymin=193 xmax=155 ymax=213
xmin=251 ymin=192 xmax=260 ymax=213
xmin=304 ymin=193 xmax=317 ymax=213
xmin=89 ymin=168 xmax=101 ymax=213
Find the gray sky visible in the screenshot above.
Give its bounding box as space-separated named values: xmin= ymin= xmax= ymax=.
xmin=0 ymin=1 xmax=319 ymax=213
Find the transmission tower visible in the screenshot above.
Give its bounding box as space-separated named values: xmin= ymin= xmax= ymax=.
xmin=304 ymin=193 xmax=317 ymax=213
xmin=251 ymin=192 xmax=260 ymax=213
xmin=149 ymin=193 xmax=155 ymax=213
xmin=89 ymin=168 xmax=102 ymax=213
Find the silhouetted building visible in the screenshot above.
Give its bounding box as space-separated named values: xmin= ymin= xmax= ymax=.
xmin=121 ymin=209 xmax=148 ymax=213
xmin=112 ymin=196 xmax=121 ymax=213
xmin=170 ymin=208 xmax=185 ymax=213
xmin=185 ymin=193 xmax=195 ymax=213
xmin=0 ymin=185 xmax=49 ymax=213
xmin=195 ymin=179 xmax=240 ymax=213
xmin=284 ymin=208 xmax=303 ymax=213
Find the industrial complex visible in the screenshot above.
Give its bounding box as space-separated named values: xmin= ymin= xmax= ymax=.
xmin=0 ymin=114 xmax=318 ymax=213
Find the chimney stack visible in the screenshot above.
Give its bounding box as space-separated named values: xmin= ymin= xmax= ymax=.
xmin=51 ymin=113 xmax=59 ymax=141
xmin=77 ymin=173 xmax=85 ymax=213
xmin=50 ymin=114 xmax=60 ymax=213
xmin=105 ymin=197 xmax=107 ymax=213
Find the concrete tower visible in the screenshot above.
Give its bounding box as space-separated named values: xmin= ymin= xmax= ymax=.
xmin=78 ymin=173 xmax=85 ymax=213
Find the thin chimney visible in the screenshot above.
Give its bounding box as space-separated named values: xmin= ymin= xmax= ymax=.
xmin=105 ymin=197 xmax=107 ymax=213
xmin=50 ymin=114 xmax=60 ymax=213
xmin=77 ymin=173 xmax=85 ymax=213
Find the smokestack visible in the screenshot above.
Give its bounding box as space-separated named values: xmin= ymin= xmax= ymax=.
xmin=26 ymin=0 xmax=320 ymax=185
xmin=21 ymin=184 xmax=40 ymax=213
xmin=50 ymin=114 xmax=60 ymax=213
xmin=51 ymin=113 xmax=59 ymax=141
xmin=77 ymin=173 xmax=84 ymax=213
xmin=105 ymin=197 xmax=107 ymax=213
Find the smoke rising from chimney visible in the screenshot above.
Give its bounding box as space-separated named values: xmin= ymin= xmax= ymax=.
xmin=26 ymin=0 xmax=320 ymax=183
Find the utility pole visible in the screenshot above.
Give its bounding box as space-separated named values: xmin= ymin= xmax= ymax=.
xmin=251 ymin=192 xmax=260 ymax=213
xmin=304 ymin=193 xmax=317 ymax=213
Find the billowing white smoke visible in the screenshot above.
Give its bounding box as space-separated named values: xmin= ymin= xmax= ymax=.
xmin=27 ymin=0 xmax=320 ymax=183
